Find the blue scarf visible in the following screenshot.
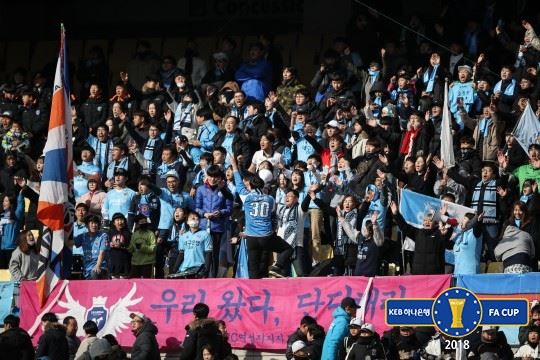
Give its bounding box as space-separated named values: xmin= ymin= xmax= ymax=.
xmin=493 ymin=79 xmax=516 ymax=96
xmin=0 ymin=210 xmax=13 ymax=236
xmin=170 ymin=221 xmax=188 ymax=243
xmin=173 ymin=102 xmax=193 ymax=131
xmin=423 ymin=65 xmax=439 ymax=93
xmin=231 ymin=105 xmax=248 ymax=121
xmin=157 ymin=161 xmax=179 ymax=179
xmin=372 ymin=96 xmax=382 ymax=117
xmin=335 ymin=209 xmax=357 ymax=255
xmin=365 ymin=184 xmax=386 ymax=229
xmin=471 ymin=179 xmax=498 ymax=223
xmin=478 ymin=118 xmax=492 ymax=137
xmin=94 ymin=140 xmax=114 ymax=173
xmin=266 ymin=110 xmax=276 ymax=127
xmin=106 ymin=157 xmax=129 ymax=179
xmin=143 ymin=138 xmax=158 ymax=169
xmin=368 ymin=69 xmax=379 ymax=83
xmin=520 ymin=194 xmax=532 ymax=204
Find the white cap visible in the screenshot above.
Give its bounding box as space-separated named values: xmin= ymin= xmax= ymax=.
xmin=349 ymin=317 xmax=363 ymax=328
xmin=458 ymin=65 xmax=472 ymax=74
xmin=325 ymin=120 xmax=340 ymax=129
xmin=213 ymin=52 xmax=229 ymax=61
xmin=482 ymin=325 xmax=497 ymax=332
xmin=129 ymin=312 xmax=147 ymax=322
xmin=165 ymin=170 xmax=179 ymax=179
xmin=360 ymin=323 xmax=375 ymax=333
xmin=291 ymin=340 xmax=307 ymax=353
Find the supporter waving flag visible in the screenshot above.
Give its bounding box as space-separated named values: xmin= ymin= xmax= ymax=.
xmin=36 ymin=24 xmax=74 ymax=307
xmin=513 ymin=101 xmax=540 ymax=153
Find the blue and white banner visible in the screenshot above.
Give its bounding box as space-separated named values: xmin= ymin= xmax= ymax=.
xmin=513 ymin=102 xmax=540 ymax=154
xmin=399 ymin=189 xmax=474 ymax=228
xmin=0 ymin=281 xmax=15 ymax=322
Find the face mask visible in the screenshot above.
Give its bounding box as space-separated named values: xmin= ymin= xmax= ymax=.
xmin=188 ymin=220 xmax=199 ymax=228
xmin=176 ymin=82 xmax=185 ymax=88
xmin=27 ymin=239 xmax=36 ymax=246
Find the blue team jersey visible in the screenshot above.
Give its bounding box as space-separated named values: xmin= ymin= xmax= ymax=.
xmin=158 ymin=188 xmax=187 ymax=230
xmin=234 ymin=170 xmax=275 ymax=237
xmin=103 ymin=187 xmax=137 ymax=220
xmin=72 ymin=222 xmax=88 ymax=256
xmin=74 ymin=231 xmax=109 ymax=278
xmin=178 ymin=229 xmax=212 ymax=272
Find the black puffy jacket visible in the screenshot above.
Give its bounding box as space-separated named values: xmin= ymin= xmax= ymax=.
xmin=131 ymin=320 xmax=160 ymax=360
xmin=0 ymin=327 xmax=35 ymax=360
xmin=81 ymin=96 xmax=108 ymax=132
xmin=346 ymin=335 xmax=386 ymax=360
xmin=180 ymin=318 xmax=228 ymax=360
xmin=35 ymin=323 xmax=69 ymax=360
xmin=394 ymin=213 xmax=452 ymax=275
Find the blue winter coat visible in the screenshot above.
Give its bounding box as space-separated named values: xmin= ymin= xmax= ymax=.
xmin=195 ymin=184 xmax=233 ymax=233
xmin=1 ymin=192 xmax=24 ymax=250
xmin=235 ymin=59 xmax=272 ymax=102
xmin=453 ymin=225 xmax=482 ymax=275
xmin=321 ymin=306 xmax=351 ymax=360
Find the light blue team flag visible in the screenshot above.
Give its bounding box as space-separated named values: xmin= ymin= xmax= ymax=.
xmin=235 ymin=238 xmax=249 ymax=279
xmin=0 ymin=281 xmax=15 ymax=322
xmin=399 ymin=189 xmax=474 ymax=228
xmin=513 ymin=102 xmax=540 ymax=153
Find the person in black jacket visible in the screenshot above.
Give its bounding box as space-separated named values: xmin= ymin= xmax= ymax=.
xmin=0 ymin=151 xmax=28 ymax=196
xmin=319 ymin=72 xmax=356 ymax=123
xmin=180 ymin=303 xmax=226 ymax=360
xmin=35 ymin=312 xmax=70 ymax=360
xmin=390 ymin=200 xmax=453 ymax=275
xmin=0 ymin=314 xmax=34 ymax=360
xmin=121 ymin=109 xmax=173 ymax=177
xmin=129 ymin=312 xmax=160 ymax=360
xmin=286 ymin=315 xmax=317 ymax=360
xmin=305 ymin=323 xmax=326 ymax=360
xmin=382 ymin=326 xmax=421 ymax=360
xmin=346 ymin=323 xmax=385 ymax=360
xmin=213 ymin=115 xmax=251 ymax=165
xmin=216 ymin=320 xmax=233 ymax=358
xmin=20 ymin=90 xmax=49 ymax=159
xmin=466 ymin=326 xmax=514 ymax=360
xmin=238 ymin=100 xmax=271 ymax=155
xmin=104 ymin=141 xmax=141 ymax=190
xmin=81 ymin=83 xmax=108 ymax=134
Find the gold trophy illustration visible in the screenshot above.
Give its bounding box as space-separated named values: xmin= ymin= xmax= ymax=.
xmin=448 ymin=298 xmax=466 ymax=328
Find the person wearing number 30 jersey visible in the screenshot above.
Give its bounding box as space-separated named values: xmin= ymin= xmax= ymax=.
xmin=233 ymin=167 xmax=292 ymax=278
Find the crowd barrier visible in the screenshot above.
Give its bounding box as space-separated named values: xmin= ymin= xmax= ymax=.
xmin=0 ymin=273 xmax=533 ymax=350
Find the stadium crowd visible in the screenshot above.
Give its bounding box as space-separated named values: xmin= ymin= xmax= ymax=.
xmin=2 ymin=7 xmax=540 ymax=358
xmin=2 ymin=6 xmax=540 ymax=283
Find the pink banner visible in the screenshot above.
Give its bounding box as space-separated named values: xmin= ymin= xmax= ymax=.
xmin=19 ymin=275 xmax=450 ymax=351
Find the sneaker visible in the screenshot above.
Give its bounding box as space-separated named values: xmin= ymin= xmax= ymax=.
xmin=268 ymin=265 xmax=285 ymax=278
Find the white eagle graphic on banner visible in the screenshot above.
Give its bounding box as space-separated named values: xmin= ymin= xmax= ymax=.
xmin=57 ymin=283 xmax=142 ymax=337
